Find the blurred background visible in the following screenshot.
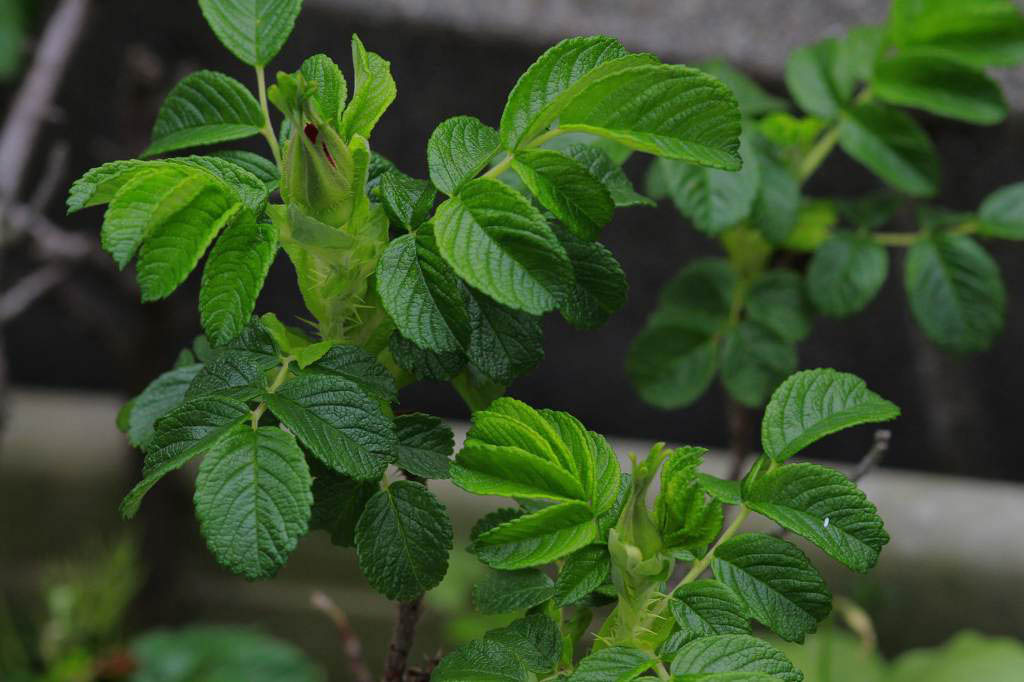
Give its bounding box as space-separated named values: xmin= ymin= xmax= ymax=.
xmin=1 ymin=1 xmax=1023 ymax=680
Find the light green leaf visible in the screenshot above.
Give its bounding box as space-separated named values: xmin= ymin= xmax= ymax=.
xmin=696 ymin=474 xmax=742 ymax=505
xmin=746 ymin=269 xmax=813 ymax=343
xmin=655 ymin=447 xmax=723 ymax=551
xmin=67 ymin=160 xmax=148 ymax=213
xmin=194 ymin=424 xmax=312 ymax=579
xmin=377 ymin=229 xmax=469 ymax=353
xmin=452 ymin=442 xmax=586 ymax=502
xmin=761 ymin=368 xmax=899 ymax=463
xmin=670 ymin=580 xmax=751 ymax=648
xmin=394 ymin=413 xmax=454 ymax=480
xmin=428 ymin=116 xmax=501 ymax=196
xmin=554 ymin=544 xmax=611 ymax=607
xmin=568 ymin=646 xmax=656 ymax=682
xmin=376 ymin=169 xmax=436 ymax=231
xmin=554 ymin=224 xmax=628 ymax=330
xmin=563 ymin=143 xmax=654 ymax=208
xmin=339 ymin=34 xmax=396 ymax=141
xmin=785 ymin=38 xmax=855 ymax=120
xmin=264 ymin=374 xmax=396 ymax=480
xmin=783 ymin=199 xmax=838 ymax=252
xmin=258 ymin=313 xmax=330 ymax=368
xmin=745 ymin=462 xmax=889 ymax=572
xmin=872 ymin=51 xmax=1007 ymax=125
xmin=200 ymin=214 xmax=277 ymax=345
xmin=127 ymin=364 xmax=203 ymax=448
xmin=806 ymin=232 xmax=888 ymax=317
xmin=512 ymin=149 xmax=614 ymax=241
xmin=354 ymin=480 xmax=453 ymax=600
xmin=837 ymin=103 xmax=939 ymax=197
xmin=120 ymin=395 xmax=250 ymax=518
xmin=648 ymin=134 xmax=760 ymax=236
xmin=888 ymin=0 xmax=1024 ymax=68
xmin=485 ymin=614 xmax=561 ymax=674
xmin=464 ymin=284 xmax=543 ymax=385
xmin=210 ymin=150 xmax=280 ymax=192
xmin=700 ymin=59 xmax=788 ymax=117
xmin=473 ymin=501 xmax=596 ymax=570
xmin=721 ymin=322 xmax=797 ymax=409
xmin=905 ymin=233 xmax=1005 ymax=351
xmin=711 ymin=533 xmax=831 ymax=642
xmin=303 ymin=344 xmax=397 ymax=401
xmin=143 ymin=71 xmax=264 ymax=158
xmin=979 ymin=181 xmax=1024 ymax=239
xmin=472 ymin=568 xmax=555 ymax=614
xmin=198 ymin=0 xmax=301 ymax=66
xmin=170 ymin=155 xmax=269 ymax=214
xmin=300 ymin=53 xmax=346 ymax=128
xmin=433 ymin=639 xmax=528 ymax=682
xmin=670 ymin=634 xmax=803 ymax=681
xmin=433 ymin=177 xmax=572 ymax=314
xmin=308 ymin=460 xmax=377 ymax=547
xmin=500 ymin=36 xmax=655 ymax=150
xmin=559 ymin=63 xmax=742 ymax=169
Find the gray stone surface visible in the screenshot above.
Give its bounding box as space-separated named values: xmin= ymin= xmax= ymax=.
xmin=313 ymin=0 xmax=1024 ymax=108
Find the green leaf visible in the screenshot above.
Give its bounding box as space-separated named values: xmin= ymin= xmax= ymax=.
xmin=194 ymin=424 xmax=312 ymax=579
xmin=485 ymin=614 xmax=561 ymax=674
xmin=376 ymin=169 xmax=437 ymax=231
xmin=553 ymin=544 xmax=610 ymax=607
xmin=339 ymin=35 xmax=396 ymax=141
xmin=453 ymin=442 xmax=586 ymax=502
xmin=837 ymin=103 xmax=939 ymax=198
xmin=171 ymin=155 xmax=269 ymax=214
xmin=696 ymin=474 xmax=742 ymax=505
xmin=142 ymin=71 xmax=264 ymax=158
xmin=308 ymin=461 xmax=377 ymax=547
xmin=186 ymin=352 xmax=270 ymax=401
xmin=473 ymin=568 xmax=555 ymax=614
xmin=700 ymin=59 xmax=788 ymax=117
xmin=761 ymin=368 xmax=899 ymax=463
xmin=784 ymin=38 xmax=855 ymax=120
xmin=464 ymin=285 xmax=544 ymax=385
xmin=746 ymin=269 xmax=813 ymax=343
xmin=199 ymin=214 xmax=277 ymax=345
xmin=300 ymin=53 xmax=346 ymax=128
xmin=628 ymin=326 xmax=717 ymax=410
xmin=120 ymin=395 xmax=251 ymax=518
xmin=198 ymin=0 xmax=301 ymax=66
xmin=647 ymin=134 xmax=760 ymax=236
xmin=67 ymin=160 xmax=148 ymax=213
xmin=806 ymin=232 xmax=888 ymax=317
xmin=905 ymin=233 xmax=1005 ymax=351
xmin=473 ymin=501 xmax=596 ymax=570
xmin=377 ymin=229 xmax=469 ymax=353
xmin=428 ymin=116 xmax=501 ymax=196
xmin=394 ymin=413 xmax=453 ymax=480
xmin=559 ymin=63 xmax=742 ymax=169
xmin=433 ymin=178 xmax=572 ymax=314
xmin=258 ymin=313 xmax=331 ymax=368
xmin=210 ymin=150 xmax=280 ymax=192
xmin=670 ymin=634 xmax=803 ymax=681
xmin=783 ymin=199 xmax=838 ymax=252
xmin=979 ymin=181 xmax=1024 ymax=239
xmin=655 ymin=447 xmax=723 ymax=551
xmin=711 ymin=534 xmax=831 ymax=643
xmin=745 ymin=462 xmax=889 ymax=572
xmin=127 ymin=364 xmax=203 ymax=448
xmin=354 ymin=480 xmax=452 ymax=600
xmin=554 ymin=225 xmax=628 ymax=330
xmin=264 ymin=374 xmax=394 ymax=480
xmin=135 ymin=176 xmax=244 ymax=302
xmin=669 ymin=580 xmax=752 ymax=648
xmin=568 ymin=646 xmax=656 ymax=682
xmin=304 ymin=344 xmax=397 ymax=401
xmin=888 ymin=0 xmax=1024 ymax=68
xmin=721 ymin=322 xmax=797 ymax=408
xmin=388 ymin=332 xmax=466 ymax=382
xmin=872 ymin=52 xmax=1007 ymax=125
xmin=433 ymin=639 xmax=528 ymax=682
xmin=673 ymin=674 xmax=779 ymax=682
xmin=750 ymin=148 xmax=800 ymax=245
xmin=562 ymin=144 xmax=654 ymax=208
xmin=500 ymin=36 xmax=654 ymax=150
xmin=512 ymin=149 xmax=614 ymax=241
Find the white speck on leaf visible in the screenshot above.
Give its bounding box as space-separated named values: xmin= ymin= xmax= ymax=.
xmin=823 ymin=517 xmax=830 ymax=528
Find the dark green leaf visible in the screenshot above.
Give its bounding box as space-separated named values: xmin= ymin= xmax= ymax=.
xmin=750 ymin=148 xmax=800 ymax=245
xmin=670 ymin=634 xmax=803 ymax=681
xmin=433 ymin=639 xmax=528 ymax=682
xmin=554 ymin=224 xmax=628 ymax=330
xmin=888 ymin=0 xmax=1024 ymax=68
xmin=628 ymin=326 xmax=717 ymax=410
xmin=554 ymin=544 xmax=611 ymax=607
xmin=308 ymin=460 xmax=377 ymax=547
xmin=304 ymin=344 xmax=397 ymax=402
xmin=712 ymin=534 xmax=831 ymax=643
xmin=187 ymin=350 xmax=274 ymax=401
xmin=428 ymin=116 xmax=501 ymax=196
xmin=837 ymin=103 xmax=939 ymax=197
xmin=669 ymin=580 xmax=751 ymax=648
xmin=473 ymin=568 xmax=555 ymax=614
xmin=128 ymin=364 xmax=203 ymax=448
xmin=700 ymin=59 xmax=788 ymax=117
xmin=568 ymin=646 xmax=655 ymax=682
xmin=721 ymin=322 xmax=797 ymax=409
xmin=394 ymin=413 xmax=454 ymax=480
xmin=746 ymin=269 xmax=813 ymax=343
xmin=388 ymin=331 xmax=467 ymax=382
xmin=464 ymin=285 xmax=544 ymax=385
xmin=485 ymin=614 xmax=561 ymax=674
xmin=512 ymin=149 xmax=614 ymax=241
xmin=807 ymin=232 xmax=888 ymax=317
xmin=979 ymin=181 xmax=1024 ymax=239
xmin=354 ymin=481 xmax=452 ymax=600
xmin=376 ymin=169 xmax=436 ymax=230
xmin=194 ymin=425 xmax=312 ymax=579
xmin=562 ymin=144 xmax=654 ymax=208
xmin=785 ymin=38 xmax=855 ymax=120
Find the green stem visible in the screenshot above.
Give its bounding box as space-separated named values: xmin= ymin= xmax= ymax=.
xmin=654 ymin=660 xmax=672 ymax=680
xmin=872 ymin=219 xmax=980 ymax=247
xmin=482 ymin=153 xmax=515 ymax=179
xmin=250 ymin=356 xmax=294 ymax=429
xmin=481 ymin=127 xmax=570 ymax=179
xmin=675 ymin=506 xmax=751 ymax=588
xmin=797 ymin=126 xmax=839 ymax=182
xmin=256 ymin=66 xmax=282 ymax=165
xmin=451 ymin=371 xmax=504 ymax=412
